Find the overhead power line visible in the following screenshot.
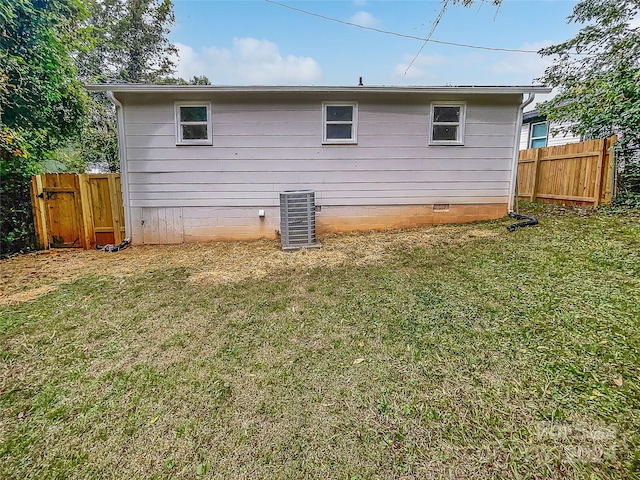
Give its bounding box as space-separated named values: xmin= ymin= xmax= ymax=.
xmin=265 ymin=0 xmax=541 ymax=54
xmin=403 ymin=0 xmax=450 ymax=77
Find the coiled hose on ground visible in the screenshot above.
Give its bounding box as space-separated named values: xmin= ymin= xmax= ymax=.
xmin=507 ymin=211 xmax=538 ymax=232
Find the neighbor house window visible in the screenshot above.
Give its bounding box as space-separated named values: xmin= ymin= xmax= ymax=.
xmin=322 ymin=102 xmax=358 ymax=144
xmin=175 ymin=103 xmax=212 ymax=145
xmin=430 ymin=102 xmax=466 ymax=145
xmin=529 ymin=121 xmax=548 ymax=148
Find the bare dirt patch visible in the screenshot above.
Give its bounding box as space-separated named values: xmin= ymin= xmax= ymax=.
xmin=0 ymin=285 xmax=59 ymax=306
xmin=0 ymin=224 xmax=499 ymax=305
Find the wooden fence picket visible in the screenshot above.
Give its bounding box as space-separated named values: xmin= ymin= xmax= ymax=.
xmin=31 ymin=173 xmax=125 ymax=250
xmin=518 ymin=135 xmax=617 ymax=206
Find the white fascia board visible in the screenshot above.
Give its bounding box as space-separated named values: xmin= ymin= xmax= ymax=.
xmin=86 ymin=84 xmax=552 ymax=95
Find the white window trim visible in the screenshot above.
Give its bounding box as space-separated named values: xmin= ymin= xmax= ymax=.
xmin=175 ymin=102 xmax=212 ymax=145
xmin=529 ymin=121 xmax=548 ymax=148
xmin=322 ymin=102 xmax=358 ymax=144
xmin=429 ymin=102 xmax=466 ymax=146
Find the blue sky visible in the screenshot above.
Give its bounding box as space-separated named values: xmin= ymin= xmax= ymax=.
xmin=170 ymin=0 xmax=582 ymax=90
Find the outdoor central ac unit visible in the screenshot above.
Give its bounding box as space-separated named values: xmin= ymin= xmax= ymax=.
xmin=279 ymin=190 xmax=322 ymax=251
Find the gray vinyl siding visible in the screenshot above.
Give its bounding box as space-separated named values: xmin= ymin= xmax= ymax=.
xmin=120 ymin=93 xmax=520 ymax=209
xmin=519 ymin=122 xmax=581 ymax=150
xmin=547 ymin=125 xmax=581 ymax=147
xmin=519 ymin=125 xmax=531 ymax=150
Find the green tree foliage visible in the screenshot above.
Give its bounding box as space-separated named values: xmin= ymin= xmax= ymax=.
xmin=189 ymin=75 xmax=213 ymax=85
xmin=0 ymin=129 xmax=38 ymax=255
xmin=156 ymin=75 xmax=212 ymax=85
xmin=0 ymin=0 xmax=87 ymax=255
xmin=79 ymin=97 xmax=119 ymax=172
xmin=0 ymin=0 xmax=87 ymax=152
xmin=537 ymin=0 xmax=640 ymax=203
xmin=77 ymin=0 xmax=177 ymax=83
xmin=75 ymin=0 xmax=178 ymax=173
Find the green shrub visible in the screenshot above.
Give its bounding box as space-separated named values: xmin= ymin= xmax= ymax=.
xmin=0 ymin=128 xmax=39 ymax=257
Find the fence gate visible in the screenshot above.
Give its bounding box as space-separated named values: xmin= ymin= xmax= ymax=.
xmin=38 ymin=174 xmax=83 ymax=247
xmin=31 ymin=173 xmax=125 ymax=250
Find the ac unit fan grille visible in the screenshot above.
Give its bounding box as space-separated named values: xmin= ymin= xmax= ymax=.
xmin=279 ymin=191 xmax=322 ymax=251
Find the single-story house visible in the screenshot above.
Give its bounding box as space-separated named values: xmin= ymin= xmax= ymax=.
xmin=519 ymin=108 xmax=580 ymax=150
xmin=88 ymin=84 xmax=551 ymax=245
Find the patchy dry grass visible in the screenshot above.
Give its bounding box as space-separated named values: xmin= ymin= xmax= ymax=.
xmin=0 ymin=225 xmax=496 ymax=304
xmin=1 ymin=206 xmax=639 ymax=479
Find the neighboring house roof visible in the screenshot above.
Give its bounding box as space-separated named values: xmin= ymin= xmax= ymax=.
xmin=523 ymin=109 xmax=546 ymax=123
xmin=86 ymin=84 xmax=551 ymax=96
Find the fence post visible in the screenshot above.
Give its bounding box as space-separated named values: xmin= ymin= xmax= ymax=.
xmin=602 ymin=135 xmax=617 ymax=204
xmin=78 ymin=173 xmax=95 ymax=249
xmin=593 ymin=138 xmax=607 ymax=207
xmin=30 ymin=174 xmax=48 ymax=249
xmin=530 ymin=147 xmax=543 ymax=202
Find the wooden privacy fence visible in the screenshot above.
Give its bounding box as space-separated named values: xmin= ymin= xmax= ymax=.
xmin=518 ymin=135 xmax=616 ymax=206
xmin=31 ymin=173 xmax=125 ymax=250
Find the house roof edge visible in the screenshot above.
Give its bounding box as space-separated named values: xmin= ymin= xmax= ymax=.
xmin=86 ymin=84 xmax=552 ymax=95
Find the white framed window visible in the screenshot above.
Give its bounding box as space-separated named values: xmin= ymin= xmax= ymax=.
xmin=429 ymin=102 xmax=466 ymax=145
xmin=175 ymin=102 xmax=212 ymax=145
xmin=322 ymin=102 xmax=358 ymax=144
xmin=529 ymin=121 xmax=548 ymax=148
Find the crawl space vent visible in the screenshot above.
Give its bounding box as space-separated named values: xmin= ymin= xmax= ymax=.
xmin=279 ymin=190 xmax=322 ymax=252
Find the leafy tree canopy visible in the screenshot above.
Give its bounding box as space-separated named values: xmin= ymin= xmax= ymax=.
xmin=537 ymin=0 xmax=640 ymax=146
xmin=0 ymin=0 xmax=89 ymax=254
xmin=156 ymin=75 xmax=213 ymax=85
xmin=0 ymin=0 xmax=87 ymax=153
xmin=536 ymin=0 xmax=640 ymax=203
xmin=74 ymin=0 xmax=179 ymax=173
xmin=77 ymin=0 xmax=177 ymax=83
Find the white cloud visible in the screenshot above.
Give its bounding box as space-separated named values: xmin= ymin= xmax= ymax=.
xmin=490 ymin=41 xmax=554 ymax=79
xmin=350 ymin=11 xmax=378 ymax=27
xmin=392 ymin=53 xmax=447 ymax=82
xmin=172 ymin=38 xmax=323 ymax=85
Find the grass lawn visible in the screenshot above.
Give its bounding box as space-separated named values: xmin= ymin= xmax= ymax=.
xmin=1 ymin=205 xmax=639 ymax=479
